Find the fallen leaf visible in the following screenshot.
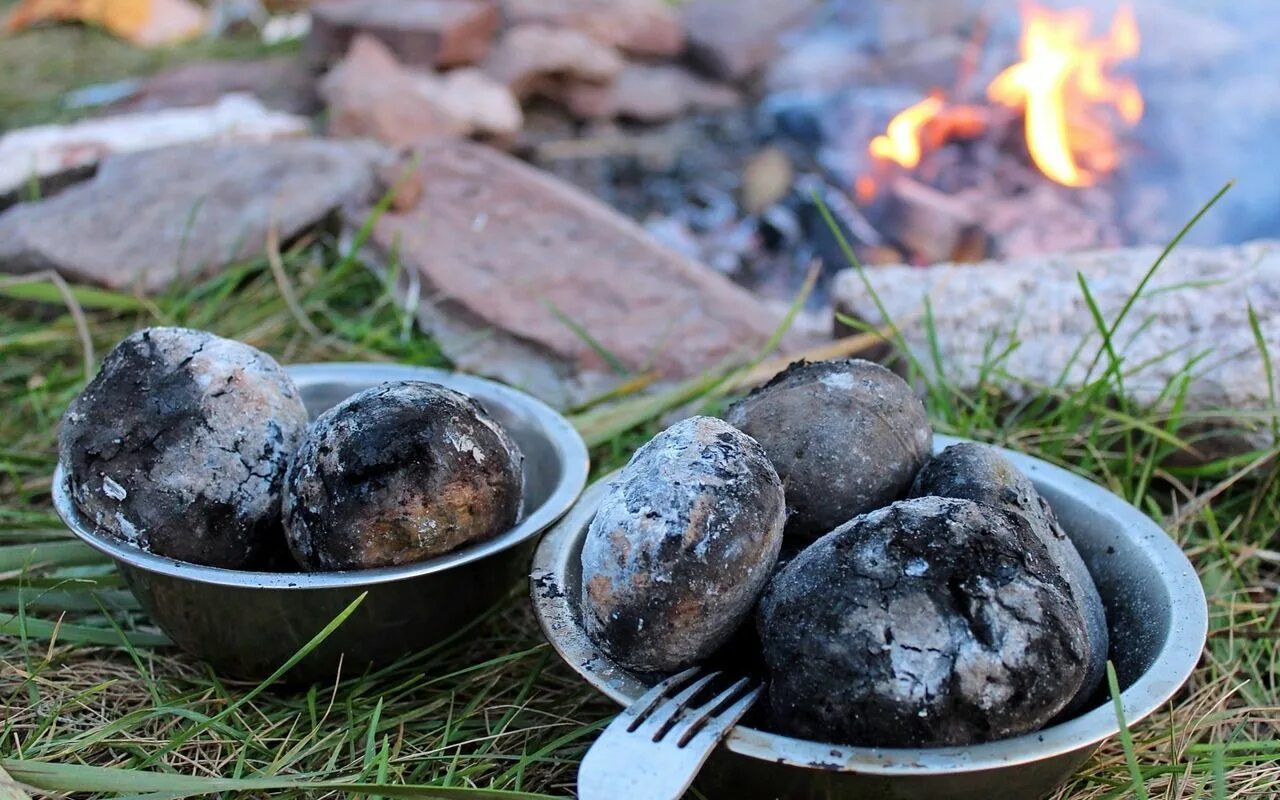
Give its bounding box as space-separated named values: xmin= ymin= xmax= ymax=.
xmin=124 ymin=0 xmax=206 ymax=46
xmin=4 ymin=0 xmax=206 ymax=46
xmin=94 ymin=0 xmax=155 ymax=38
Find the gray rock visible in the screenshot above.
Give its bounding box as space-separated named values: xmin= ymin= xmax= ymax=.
xmin=307 ymin=0 xmax=500 ymax=69
xmin=499 ymin=0 xmax=684 ymax=58
xmin=106 ymin=56 xmax=318 ymax=115
xmin=681 ymin=0 xmax=818 ymax=82
xmin=0 ymin=139 xmax=387 ymax=293
xmin=560 ymin=63 xmax=740 ymax=123
xmin=0 ymin=95 xmax=310 ymax=203
xmin=833 ymin=242 xmax=1280 ymax=448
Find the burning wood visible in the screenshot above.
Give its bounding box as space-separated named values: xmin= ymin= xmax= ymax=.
xmin=883 ymin=176 xmax=981 ymax=264
xmin=851 ymin=3 xmax=1145 ymax=266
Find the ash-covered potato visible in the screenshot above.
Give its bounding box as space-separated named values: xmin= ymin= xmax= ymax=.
xmin=910 ymin=442 xmax=1109 ymax=715
xmin=758 ymin=497 xmax=1089 ymax=747
xmin=59 ymin=327 xmax=309 ymax=569
xmin=283 ymin=381 xmax=523 ymax=571
xmin=725 ymin=359 xmax=931 ymax=541
xmin=581 ymin=416 xmax=785 ymax=673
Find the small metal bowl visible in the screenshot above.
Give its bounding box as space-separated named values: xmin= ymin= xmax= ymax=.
xmin=531 ymin=435 xmax=1207 ymax=800
xmin=54 ymin=363 xmax=589 ymax=681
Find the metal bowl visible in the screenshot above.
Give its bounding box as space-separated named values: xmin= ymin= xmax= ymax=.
xmin=54 ymin=363 xmax=589 ymax=681
xmin=531 ymin=434 xmax=1207 ymax=800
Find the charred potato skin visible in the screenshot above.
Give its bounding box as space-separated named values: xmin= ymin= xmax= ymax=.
xmin=757 ymin=497 xmax=1089 ymax=748
xmin=580 ymin=416 xmax=786 ymax=673
xmin=910 ymin=442 xmax=1109 ymax=715
xmin=724 ymin=359 xmax=932 ymax=541
xmin=58 ymin=327 xmax=309 ymax=569
xmin=283 ymin=381 xmax=524 ymax=571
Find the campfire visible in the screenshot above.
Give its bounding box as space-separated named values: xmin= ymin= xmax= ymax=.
xmin=988 ymin=3 xmax=1142 ymax=187
xmin=855 ymin=3 xmax=1144 ymax=264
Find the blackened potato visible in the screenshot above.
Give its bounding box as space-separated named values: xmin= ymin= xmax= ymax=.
xmin=59 ymin=327 xmax=309 ymax=569
xmin=580 ymin=416 xmax=785 ymax=673
xmin=283 ymin=381 xmax=523 ymax=570
xmin=910 ymin=442 xmax=1109 ymax=715
xmin=758 ymin=497 xmax=1089 ymax=747
xmin=725 ymin=359 xmax=932 ymax=541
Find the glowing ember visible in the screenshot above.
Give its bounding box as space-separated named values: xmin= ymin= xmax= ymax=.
xmin=987 ymin=3 xmax=1143 ymax=187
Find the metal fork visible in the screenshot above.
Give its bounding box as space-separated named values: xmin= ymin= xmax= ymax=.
xmin=578 ymin=668 xmax=762 ymax=800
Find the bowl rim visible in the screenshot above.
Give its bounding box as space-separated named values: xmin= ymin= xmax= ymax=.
xmin=53 ymin=362 xmax=590 ymax=590
xmin=530 ymin=433 xmax=1209 ymax=775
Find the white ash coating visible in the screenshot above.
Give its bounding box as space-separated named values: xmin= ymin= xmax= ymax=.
xmin=580 ymin=415 xmax=786 ymax=673
xmin=757 ymin=496 xmax=1089 ymax=747
xmin=282 ymin=381 xmax=524 ymax=571
xmin=58 ymin=327 xmax=309 ymax=569
xmin=910 ymin=442 xmax=1109 ymax=716
xmin=725 ymin=358 xmax=933 ymax=540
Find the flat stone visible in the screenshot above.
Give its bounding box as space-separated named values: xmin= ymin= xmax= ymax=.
xmin=320 ymin=35 xmax=470 ymax=145
xmin=681 ymin=0 xmax=818 ymax=82
xmin=0 ymin=139 xmax=386 ymax=293
xmin=0 ymin=94 xmax=309 ymax=202
xmin=307 ymin=0 xmax=499 ymax=69
xmin=483 ymin=23 xmax=623 ymax=100
xmin=832 ymin=242 xmax=1280 ymax=447
xmin=500 ymin=0 xmax=683 ymax=57
xmin=355 ymin=139 xmax=794 ymax=407
xmin=107 ymin=56 xmax=317 ymax=115
xmin=561 ymin=62 xmax=739 ymax=122
xmin=419 ymin=67 xmax=523 ymax=139
xmin=322 ymin=36 xmax=521 ymax=143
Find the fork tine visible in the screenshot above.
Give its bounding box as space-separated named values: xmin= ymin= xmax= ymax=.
xmin=636 ymin=670 xmax=722 ymax=741
xmin=620 ymin=667 xmax=701 ymax=731
xmin=578 ymin=670 xmax=763 ymax=800
xmin=671 ymin=676 xmax=756 ymax=746
xmin=681 ymin=683 xmax=763 ymax=749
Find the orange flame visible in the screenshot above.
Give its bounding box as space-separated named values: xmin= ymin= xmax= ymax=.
xmin=869 ymin=93 xmax=946 ymax=169
xmin=987 ymin=3 xmax=1142 ymax=187
xmin=860 ymin=93 xmax=987 ymax=202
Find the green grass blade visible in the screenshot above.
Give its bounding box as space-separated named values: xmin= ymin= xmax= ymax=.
xmin=544 ymin=300 xmax=630 ymax=376
xmin=0 ymin=541 xmax=107 ymax=571
xmin=136 ymin=592 xmax=370 ymax=769
xmin=0 ymin=615 xmax=168 ymax=647
xmin=1107 ymin=661 xmax=1149 ymax=800
xmin=0 ymin=587 xmax=138 ymax=612
xmin=0 ymin=759 xmax=555 ymax=799
xmin=1248 ymin=302 xmax=1278 ymax=441
xmin=0 ymin=281 xmax=145 ymax=311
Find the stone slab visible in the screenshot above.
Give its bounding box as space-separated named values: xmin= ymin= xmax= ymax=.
xmin=0 ymin=139 xmax=386 ymax=293
xmin=307 ymin=0 xmax=499 ymax=69
xmin=832 ymin=243 xmax=1280 ymax=445
xmin=355 ymin=139 xmax=797 ymax=407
